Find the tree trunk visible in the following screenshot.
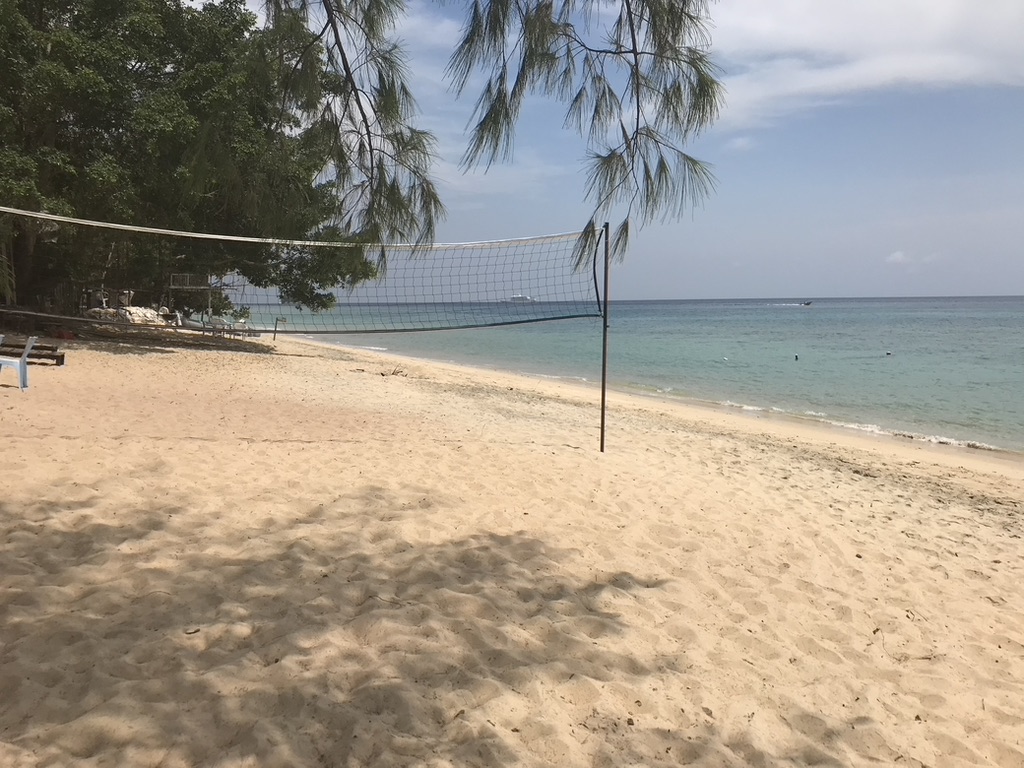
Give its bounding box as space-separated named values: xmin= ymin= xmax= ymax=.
xmin=12 ymin=221 xmax=37 ymax=306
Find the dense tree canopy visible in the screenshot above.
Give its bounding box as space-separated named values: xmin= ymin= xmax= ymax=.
xmin=0 ymin=0 xmax=391 ymax=309
xmin=0 ymin=0 xmax=720 ymax=311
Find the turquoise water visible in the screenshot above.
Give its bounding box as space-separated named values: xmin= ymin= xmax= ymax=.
xmin=307 ymin=296 xmax=1024 ymax=453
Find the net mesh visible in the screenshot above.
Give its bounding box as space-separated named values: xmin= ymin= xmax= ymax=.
xmin=0 ymin=207 xmax=603 ymax=335
xmin=224 ymin=235 xmax=600 ymax=334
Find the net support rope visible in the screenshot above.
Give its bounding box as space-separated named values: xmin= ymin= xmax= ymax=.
xmin=0 ymin=206 xmax=602 ymax=334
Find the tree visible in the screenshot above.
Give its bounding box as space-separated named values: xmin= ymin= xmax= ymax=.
xmin=0 ymin=0 xmax=386 ymax=309
xmin=1 ymin=0 xmax=721 ymax=310
xmin=262 ymin=0 xmax=446 ymax=249
xmin=458 ymin=0 xmax=722 ymax=263
xmin=0 ymin=0 xmax=174 ymax=302
xmin=269 ymin=0 xmax=723 ymax=263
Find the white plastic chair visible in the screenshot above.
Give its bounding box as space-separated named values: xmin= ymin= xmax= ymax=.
xmin=0 ymin=336 xmax=38 ymax=391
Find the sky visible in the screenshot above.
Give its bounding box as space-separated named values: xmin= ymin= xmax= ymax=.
xmin=393 ymin=0 xmax=1024 ymax=299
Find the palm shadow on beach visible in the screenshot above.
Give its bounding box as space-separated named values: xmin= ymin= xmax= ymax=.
xmin=0 ymin=485 xmax=855 ymax=766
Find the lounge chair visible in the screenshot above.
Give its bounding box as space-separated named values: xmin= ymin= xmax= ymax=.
xmin=0 ymin=336 xmax=39 ymax=391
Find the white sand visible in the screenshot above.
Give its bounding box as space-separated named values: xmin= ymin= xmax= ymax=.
xmin=1 ymin=336 xmax=1022 ymax=767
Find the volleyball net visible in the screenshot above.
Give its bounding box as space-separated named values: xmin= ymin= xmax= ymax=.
xmin=0 ymin=207 xmax=605 ymax=335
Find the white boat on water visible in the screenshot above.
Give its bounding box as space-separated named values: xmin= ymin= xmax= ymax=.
xmin=505 ymin=294 xmax=536 ymax=303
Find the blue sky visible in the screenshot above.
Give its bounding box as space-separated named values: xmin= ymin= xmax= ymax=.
xmin=395 ymin=0 xmax=1024 ymax=299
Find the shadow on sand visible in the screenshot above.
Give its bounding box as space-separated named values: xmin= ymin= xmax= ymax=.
xmin=0 ymin=484 xmax=868 ymax=766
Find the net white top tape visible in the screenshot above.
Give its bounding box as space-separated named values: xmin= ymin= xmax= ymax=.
xmin=0 ymin=206 xmax=579 ymax=249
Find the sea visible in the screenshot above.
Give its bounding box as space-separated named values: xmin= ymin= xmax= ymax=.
xmin=305 ymin=296 xmax=1024 ymax=454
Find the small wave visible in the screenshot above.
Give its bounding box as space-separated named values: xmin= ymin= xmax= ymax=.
xmin=829 ymin=420 xmax=887 ymax=436
xmin=721 ymin=400 xmax=765 ymax=412
xmin=828 ymin=422 xmax=999 ymax=451
xmin=353 ymin=345 xmax=389 ymax=351
xmin=531 ymin=372 xmax=590 ymax=383
xmin=708 ymin=405 xmax=1002 ymax=451
xmin=892 ymin=430 xmax=1000 ymax=451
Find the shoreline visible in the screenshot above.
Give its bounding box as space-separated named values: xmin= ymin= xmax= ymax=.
xmin=296 ymin=333 xmax=1024 ymax=469
xmin=3 ymin=337 xmax=1023 ymax=766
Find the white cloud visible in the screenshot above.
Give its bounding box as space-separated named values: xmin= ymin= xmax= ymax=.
xmin=886 ymin=250 xmax=939 ymax=266
xmin=434 ymin=151 xmax=578 ymax=202
xmin=723 ymin=135 xmax=754 ymax=152
xmin=711 ymin=0 xmax=1024 ymax=127
xmin=399 ymin=1 xmax=463 ymax=53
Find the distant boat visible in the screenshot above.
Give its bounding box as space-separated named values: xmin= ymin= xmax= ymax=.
xmin=505 ymin=294 xmax=536 ymax=303
xmin=801 ymin=301 xmax=813 ymax=306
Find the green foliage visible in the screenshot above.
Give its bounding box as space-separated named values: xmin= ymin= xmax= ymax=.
xmin=1 ymin=0 xmax=722 ymax=310
xmin=446 ymin=0 xmax=723 ymax=263
xmin=0 ymin=0 xmax=387 ymax=310
xmin=265 ymin=0 xmax=445 ymax=252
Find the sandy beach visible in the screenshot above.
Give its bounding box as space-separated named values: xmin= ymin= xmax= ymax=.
xmin=1 ymin=335 xmax=1022 ymax=767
